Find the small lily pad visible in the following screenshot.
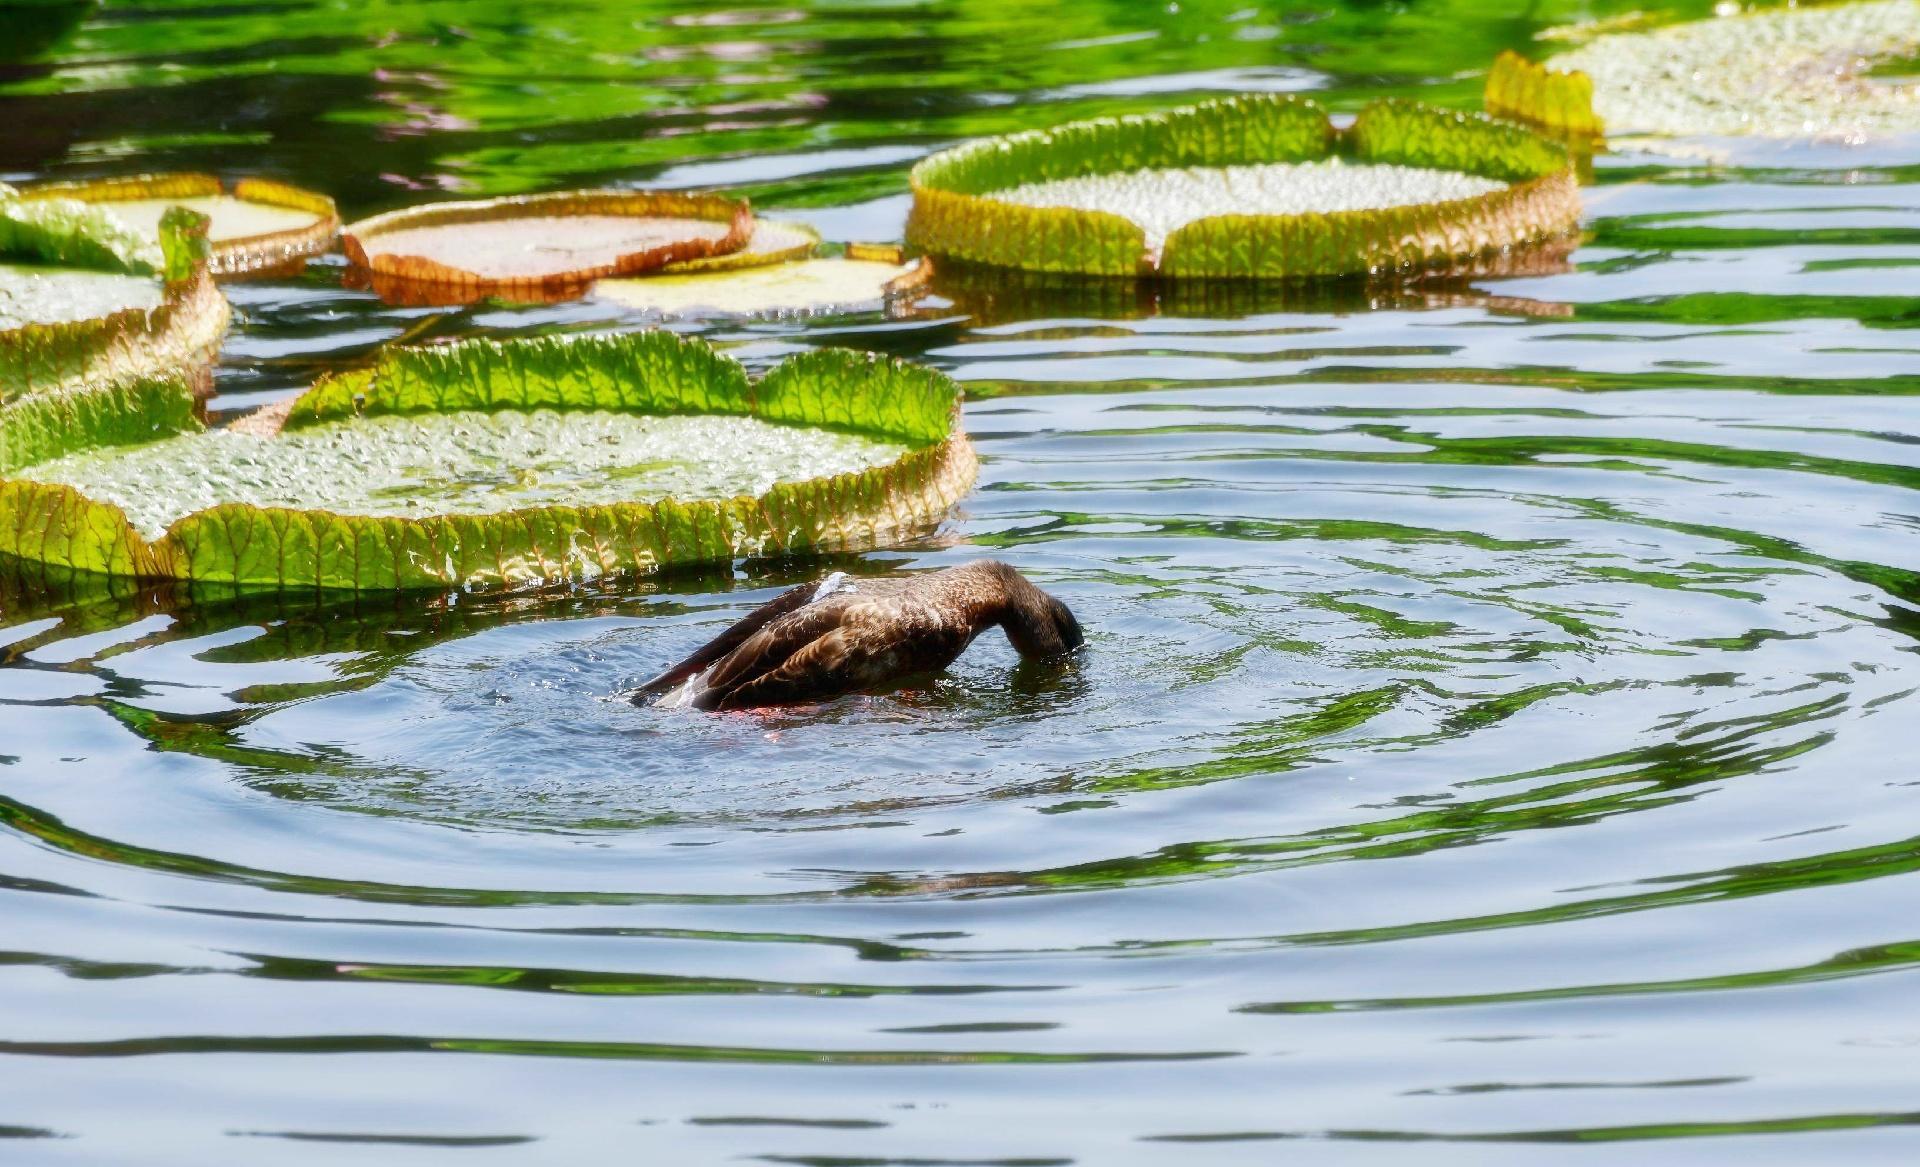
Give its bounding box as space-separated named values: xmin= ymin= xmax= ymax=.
xmin=595 ymin=255 xmax=927 ymax=317
xmin=344 ymin=189 xmax=754 ymax=302
xmin=18 ymin=174 xmax=339 ymax=276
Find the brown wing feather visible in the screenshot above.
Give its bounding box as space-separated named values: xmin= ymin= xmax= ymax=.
xmin=695 ymin=598 xmax=858 ymax=706
xmin=712 ymin=606 xmax=975 ymax=711
xmin=637 ymin=581 xmax=821 ymax=696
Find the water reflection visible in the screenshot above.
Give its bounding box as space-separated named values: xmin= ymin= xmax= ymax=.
xmin=6 ymin=0 xmax=1920 ymax=1162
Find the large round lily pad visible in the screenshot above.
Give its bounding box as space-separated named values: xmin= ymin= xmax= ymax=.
xmin=18 ymin=173 xmax=339 ymax=276
xmin=343 ymin=190 xmax=755 ymax=303
xmin=906 ymin=95 xmax=1579 ymax=279
xmin=0 ymin=331 xmax=976 ymax=591
xmin=1487 ymin=0 xmax=1920 ymax=143
xmin=0 ymin=202 xmax=229 ymax=401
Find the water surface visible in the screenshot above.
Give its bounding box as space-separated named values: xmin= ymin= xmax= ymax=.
xmin=4 ymin=1 xmax=1920 ymax=1163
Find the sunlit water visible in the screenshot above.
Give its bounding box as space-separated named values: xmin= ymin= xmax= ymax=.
xmin=4 ymin=1 xmax=1920 ymax=1164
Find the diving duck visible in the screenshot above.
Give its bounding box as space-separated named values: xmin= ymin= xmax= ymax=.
xmin=637 ymin=560 xmax=1083 ymax=711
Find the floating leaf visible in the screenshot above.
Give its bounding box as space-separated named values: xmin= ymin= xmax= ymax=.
xmin=0 ymin=208 xmax=229 ymax=403
xmin=0 ymin=331 xmax=975 ymax=592
xmin=595 ymin=256 xmax=929 ymax=318
xmin=17 ymin=173 xmax=339 ymax=277
xmin=907 ymin=94 xmax=1577 ymax=279
xmin=0 ymin=265 xmax=160 ymax=330
xmin=657 ymin=218 xmax=819 ymax=274
xmin=343 ymin=189 xmax=754 ymax=303
xmin=1484 ymin=51 xmax=1604 ymax=141
xmin=1489 ymin=0 xmax=1920 ymax=142
xmin=0 ymin=181 xmax=160 ymax=274
xmin=990 ymin=160 xmax=1508 ymax=263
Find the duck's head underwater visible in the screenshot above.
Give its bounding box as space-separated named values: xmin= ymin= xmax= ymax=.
xmin=637 ymin=560 xmax=1083 ymax=711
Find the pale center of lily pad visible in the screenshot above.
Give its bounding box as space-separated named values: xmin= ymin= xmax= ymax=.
xmin=96 ymin=195 xmax=324 ymax=244
xmin=988 ymin=160 xmax=1508 ymax=259
xmin=361 ymin=215 xmax=737 ymax=280
xmin=597 ymin=257 xmax=914 ymax=316
xmin=0 ymin=262 xmax=161 ymax=328
xmin=19 ymin=410 xmax=908 ymax=541
xmin=1555 ymin=0 xmax=1920 ymax=139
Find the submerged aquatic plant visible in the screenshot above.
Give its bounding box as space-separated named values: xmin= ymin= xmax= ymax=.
xmin=17 ymin=173 xmax=339 ymax=276
xmin=907 ymin=94 xmax=1578 ymax=279
xmin=0 ymin=331 xmax=976 ymax=591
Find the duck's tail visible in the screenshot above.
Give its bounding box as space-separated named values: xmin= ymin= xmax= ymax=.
xmin=634 ymin=579 xmax=824 ymax=704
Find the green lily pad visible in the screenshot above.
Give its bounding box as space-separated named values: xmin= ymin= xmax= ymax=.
xmin=0 ymin=330 xmax=976 ymax=591
xmin=0 ymin=181 xmax=160 ymax=275
xmin=595 ymin=255 xmax=927 ymax=317
xmin=27 ymin=411 xmax=910 ymax=542
xmin=18 ymin=174 xmax=339 ymax=276
xmin=0 ymin=264 xmax=161 ymax=329
xmin=0 ymin=206 xmax=229 ymax=402
xmin=1488 ymin=0 xmax=1920 ymax=143
xmin=907 ymin=95 xmax=1578 ymax=279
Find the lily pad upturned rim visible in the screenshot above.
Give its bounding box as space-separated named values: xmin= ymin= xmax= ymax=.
xmin=905 ymin=94 xmax=1580 ymax=279
xmin=1484 ymin=51 xmax=1606 ymax=141
xmin=18 ymin=172 xmax=341 ymax=277
xmin=342 ymin=189 xmax=756 ymax=297
xmin=0 ymin=207 xmax=230 ymax=403
xmin=658 ymin=217 xmax=820 ymax=274
xmin=0 ymin=330 xmax=977 ymax=592
xmin=594 ymin=252 xmax=935 ymax=319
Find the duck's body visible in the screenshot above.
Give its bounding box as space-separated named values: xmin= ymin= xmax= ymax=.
xmin=638 ymin=560 xmax=1082 ymax=711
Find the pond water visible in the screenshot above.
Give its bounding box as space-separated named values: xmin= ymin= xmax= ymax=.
xmin=4 ymin=1 xmax=1920 ymax=1163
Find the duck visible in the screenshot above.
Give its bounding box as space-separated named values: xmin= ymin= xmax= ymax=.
xmin=636 ymin=560 xmax=1083 ymax=711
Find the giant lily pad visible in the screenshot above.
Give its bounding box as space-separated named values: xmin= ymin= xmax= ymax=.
xmin=0 ymin=203 xmax=229 ymax=401
xmin=906 ymin=95 xmax=1579 ymax=279
xmin=19 ymin=173 xmax=339 ymax=276
xmin=1487 ymin=0 xmax=1920 ymax=143
xmin=0 ymin=331 xmax=976 ymax=591
xmin=343 ymin=190 xmax=755 ymax=303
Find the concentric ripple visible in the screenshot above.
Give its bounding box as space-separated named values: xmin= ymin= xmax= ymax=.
xmin=6 ymin=1 xmax=1920 ymax=1164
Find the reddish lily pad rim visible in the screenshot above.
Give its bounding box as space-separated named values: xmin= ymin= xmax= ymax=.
xmin=342 ymin=189 xmax=755 ymax=299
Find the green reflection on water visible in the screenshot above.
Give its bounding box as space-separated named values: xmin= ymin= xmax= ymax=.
xmin=3 ymin=0 xmax=1704 ymax=211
